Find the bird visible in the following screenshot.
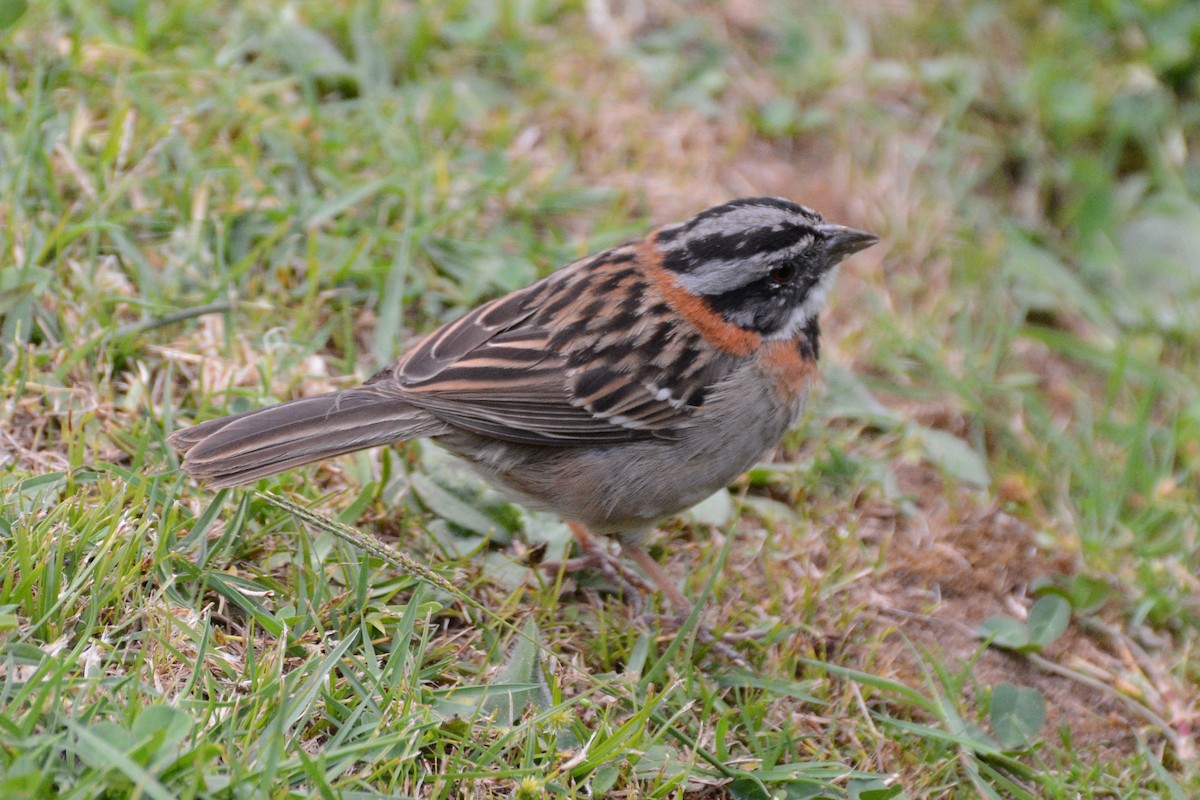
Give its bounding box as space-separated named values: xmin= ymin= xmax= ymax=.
xmin=169 ymin=197 xmax=877 ymax=614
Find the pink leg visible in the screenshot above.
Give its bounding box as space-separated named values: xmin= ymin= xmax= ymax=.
xmin=537 ymin=523 xmax=655 ymax=609
xmin=537 ymin=525 xmax=750 ymax=665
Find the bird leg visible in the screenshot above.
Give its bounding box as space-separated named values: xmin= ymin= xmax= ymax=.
xmin=537 ymin=522 xmax=656 ymax=612
xmin=540 ymin=527 xmax=749 ymax=665
xmin=623 ymin=542 xmax=749 ymax=666
xmin=621 ymin=542 xmax=694 ymax=612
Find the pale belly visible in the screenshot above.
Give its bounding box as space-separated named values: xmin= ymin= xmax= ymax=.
xmin=434 ymin=372 xmax=808 ymax=542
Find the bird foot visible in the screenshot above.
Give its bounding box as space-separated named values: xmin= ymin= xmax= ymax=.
xmin=537 ymin=524 xmax=751 ymax=666
xmin=536 ymin=526 xmax=654 ymax=615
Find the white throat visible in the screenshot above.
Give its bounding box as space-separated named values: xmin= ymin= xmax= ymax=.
xmin=767 ymin=265 xmax=839 ymax=341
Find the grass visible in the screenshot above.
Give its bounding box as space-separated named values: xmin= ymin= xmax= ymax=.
xmin=1 ymin=0 xmax=1198 ymax=797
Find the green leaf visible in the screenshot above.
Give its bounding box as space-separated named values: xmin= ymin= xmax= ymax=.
xmin=131 ymin=705 xmax=191 ymax=753
xmin=727 ymin=777 xmax=771 ymax=800
xmin=1066 ymin=574 xmax=1114 ymax=614
xmin=523 ymin=511 xmax=574 ymax=563
xmin=978 ymin=615 xmax=1030 ymax=651
xmin=589 ymin=762 xmax=622 ymax=796
xmin=849 ymin=778 xmax=907 ymax=800
xmin=410 ymin=472 xmax=501 ymax=538
xmin=416 ymin=443 xmax=523 ymax=542
xmin=1027 ymin=595 xmax=1070 ymax=648
xmin=76 ymin=722 xmax=133 ymax=761
xmin=989 ymin=682 xmax=1046 ymax=749
xmin=818 ymin=364 xmax=900 ymax=426
xmin=0 ymin=0 xmax=27 ymax=33
xmin=1116 ymin=194 xmax=1200 ymax=334
xmin=476 ymin=619 xmax=549 ymax=725
xmin=267 ymin=15 xmax=358 ymax=88
xmin=782 ymin=783 xmax=837 ymax=800
xmin=683 ymin=488 xmax=734 ymax=527
xmin=630 ymin=743 xmax=689 ymax=780
xmin=911 ymin=426 xmax=990 ymax=487
xmin=66 ymin=720 xmax=176 ymax=800
xmin=1002 ymin=230 xmax=1107 ymax=325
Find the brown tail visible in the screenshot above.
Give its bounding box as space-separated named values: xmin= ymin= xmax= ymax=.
xmin=168 ymin=388 xmax=451 ymax=487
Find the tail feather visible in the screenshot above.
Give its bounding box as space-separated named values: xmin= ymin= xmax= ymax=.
xmin=169 ymin=389 xmax=450 ymax=487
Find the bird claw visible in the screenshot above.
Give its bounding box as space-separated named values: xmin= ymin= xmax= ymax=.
xmin=536 ymin=543 xmax=653 ymax=616
xmin=536 ymin=524 xmax=750 ymax=666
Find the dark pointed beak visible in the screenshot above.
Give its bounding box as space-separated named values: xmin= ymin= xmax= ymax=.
xmin=818 ymin=223 xmax=879 ymax=259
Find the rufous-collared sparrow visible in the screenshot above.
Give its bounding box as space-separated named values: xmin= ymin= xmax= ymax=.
xmin=169 ymin=197 xmax=877 ymax=611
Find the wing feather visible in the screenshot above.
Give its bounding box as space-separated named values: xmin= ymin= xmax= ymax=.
xmin=378 ymin=248 xmax=740 ymax=446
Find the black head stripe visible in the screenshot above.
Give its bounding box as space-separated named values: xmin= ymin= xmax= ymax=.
xmin=680 ymin=225 xmax=811 ymax=268
xmin=656 ymin=197 xmax=823 ymax=274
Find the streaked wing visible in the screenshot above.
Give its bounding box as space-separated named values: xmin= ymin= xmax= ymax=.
xmin=372 ymin=247 xmax=740 ymax=446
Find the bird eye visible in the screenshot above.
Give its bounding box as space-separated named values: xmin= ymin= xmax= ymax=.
xmin=768 ymin=262 xmax=797 ymax=285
